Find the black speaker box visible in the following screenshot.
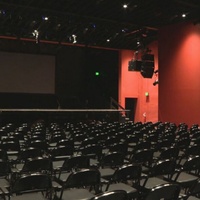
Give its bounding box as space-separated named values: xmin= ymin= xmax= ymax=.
xmin=142 ymin=54 xmax=154 ymax=61
xmin=140 ymin=61 xmax=155 ymax=78
xmin=128 ymin=60 xmax=142 ymax=71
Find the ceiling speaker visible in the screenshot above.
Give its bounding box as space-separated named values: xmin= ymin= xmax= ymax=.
xmin=140 ymin=61 xmax=155 ymax=78
xmin=128 ymin=60 xmax=142 ymax=71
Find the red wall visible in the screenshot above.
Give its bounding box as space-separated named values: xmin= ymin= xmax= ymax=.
xmin=159 ymin=22 xmax=200 ymax=126
xmin=119 ymin=41 xmax=158 ymax=123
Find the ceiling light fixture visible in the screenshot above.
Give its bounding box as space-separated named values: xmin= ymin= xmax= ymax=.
xmin=72 ymin=34 xmax=77 ymax=43
xmin=32 ymin=29 xmax=39 ymax=43
xmin=182 ymin=13 xmax=186 ymax=18
xmin=42 ymin=16 xmax=49 ymax=21
xmin=0 ymin=10 xmax=6 ymax=15
xmin=123 ymin=4 xmax=128 ymax=9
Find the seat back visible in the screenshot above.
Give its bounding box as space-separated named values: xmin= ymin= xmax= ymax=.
xmin=150 ymin=159 xmax=176 ymax=177
xmin=182 ymin=155 xmax=200 ymax=172
xmin=62 ymin=155 xmax=90 ymax=171
xmin=91 ymin=190 xmax=127 ymax=200
xmin=131 ymin=149 xmax=153 ymax=166
xmin=11 ymin=173 xmax=52 ymax=195
xmin=0 ymin=160 xmax=10 ymax=177
xmin=22 ymin=157 xmax=52 ymax=173
xmin=19 ymin=147 xmax=42 ymax=161
xmin=100 ymin=152 xmax=124 ymax=168
xmin=145 ymin=183 xmax=180 ymax=200
xmin=108 ymin=142 xmax=128 ymax=156
xmin=81 ymin=144 xmax=102 ymax=160
xmin=112 ymin=164 xmax=141 ymax=184
xmin=64 ymin=168 xmax=100 ymax=189
xmin=159 ymin=147 xmax=179 ymax=160
xmin=187 ymin=178 xmax=200 ymax=198
xmin=0 ymin=149 xmax=8 ymax=161
xmin=50 ymin=145 xmax=74 ymax=158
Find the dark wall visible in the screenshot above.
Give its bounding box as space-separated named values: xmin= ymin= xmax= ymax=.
xmin=56 ymin=46 xmax=119 ymax=109
xmin=0 ymin=39 xmax=119 ymax=109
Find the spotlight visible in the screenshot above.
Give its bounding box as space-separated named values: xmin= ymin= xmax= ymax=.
xmin=72 ymin=34 xmax=77 ymax=43
xmin=154 ymin=69 xmax=159 ymax=74
xmin=32 ymin=29 xmax=39 ymax=43
xmin=123 ymin=4 xmax=128 ymax=8
xmin=153 ymin=80 xmax=159 ymax=86
xmin=182 ymin=13 xmax=186 ymax=18
xmin=42 ymin=16 xmax=49 ymax=21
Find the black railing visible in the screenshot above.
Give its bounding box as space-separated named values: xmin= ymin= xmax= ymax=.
xmin=110 ymin=97 xmax=130 ymax=121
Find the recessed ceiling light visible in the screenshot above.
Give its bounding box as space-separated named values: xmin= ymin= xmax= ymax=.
xmin=182 ymin=13 xmax=186 ymax=18
xmin=123 ymin=4 xmax=128 ymax=9
xmin=42 ymin=16 xmax=49 ymax=21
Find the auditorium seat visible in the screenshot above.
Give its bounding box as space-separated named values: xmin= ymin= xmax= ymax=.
xmin=101 ymin=164 xmax=141 ymax=200
xmin=9 ymin=173 xmax=54 ymax=200
xmin=143 ymin=183 xmax=180 ymax=200
xmin=89 ymin=190 xmax=127 ymax=200
xmin=54 ymin=168 xmax=101 ymax=200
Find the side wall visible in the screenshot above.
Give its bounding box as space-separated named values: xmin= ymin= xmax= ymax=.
xmin=119 ymin=41 xmax=158 ymax=123
xmin=159 ymin=22 xmax=200 ymax=126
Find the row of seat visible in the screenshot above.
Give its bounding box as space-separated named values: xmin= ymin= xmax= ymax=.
xmin=0 ymin=161 xmax=200 ymax=200
xmin=0 ymin=120 xmax=199 ymax=199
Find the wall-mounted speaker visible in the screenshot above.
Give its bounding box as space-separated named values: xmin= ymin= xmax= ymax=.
xmin=128 ymin=60 xmax=142 ymax=71
xmin=140 ymin=61 xmax=155 ymax=78
xmin=142 ymin=54 xmax=154 ymax=62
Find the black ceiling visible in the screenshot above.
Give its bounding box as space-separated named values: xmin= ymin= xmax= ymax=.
xmin=0 ymin=0 xmax=200 ymax=50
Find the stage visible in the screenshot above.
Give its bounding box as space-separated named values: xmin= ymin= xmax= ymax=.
xmin=0 ymin=109 xmax=130 ymax=125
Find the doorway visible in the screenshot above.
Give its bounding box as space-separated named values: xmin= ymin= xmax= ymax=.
xmin=125 ymin=98 xmax=137 ymax=122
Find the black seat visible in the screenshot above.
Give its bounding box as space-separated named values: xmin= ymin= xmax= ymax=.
xmin=18 ymin=147 xmax=43 ymax=162
xmin=55 ymin=155 xmax=90 ymax=184
xmin=178 ymin=145 xmax=200 ymax=165
xmin=140 ymin=159 xmax=176 ymax=192
xmin=13 ymin=157 xmax=53 ymax=176
xmin=102 ymin=164 xmax=141 ymax=200
xmin=180 ymin=178 xmax=200 ymax=200
xmin=29 ymin=140 xmax=48 ymax=153
xmin=98 ymin=152 xmax=125 ymax=180
xmin=90 ymin=190 xmax=128 ymax=200
xmin=0 ymin=150 xmax=8 ymax=161
xmin=49 ymin=145 xmax=74 ymax=161
xmin=130 ymin=149 xmax=154 ymax=172
xmin=169 ymin=155 xmax=200 ymax=189
xmin=108 ymin=142 xmax=128 ymax=156
xmin=81 ymin=144 xmax=103 ymax=160
xmin=143 ymin=183 xmax=180 ymax=200
xmin=9 ymin=173 xmax=53 ymax=200
xmin=0 ymin=160 xmax=11 ymax=192
xmin=153 ymin=146 xmax=179 ymax=162
xmin=55 ymin=168 xmax=101 ymax=200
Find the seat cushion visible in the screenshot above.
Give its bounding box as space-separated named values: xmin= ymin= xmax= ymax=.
xmin=99 ymin=168 xmax=115 ymax=180
xmin=141 ymin=177 xmax=168 ymax=189
xmin=11 ymin=192 xmax=47 ymax=200
xmin=59 ymin=188 xmax=95 ymax=200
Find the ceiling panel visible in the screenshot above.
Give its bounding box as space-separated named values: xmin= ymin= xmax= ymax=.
xmin=0 ymin=0 xmax=200 ymax=50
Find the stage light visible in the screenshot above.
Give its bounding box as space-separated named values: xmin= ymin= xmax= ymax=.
xmin=153 ymin=80 xmax=159 ymax=86
xmin=123 ymin=4 xmax=128 ymax=8
xmin=32 ymin=30 xmax=39 ymax=43
xmin=182 ymin=13 xmax=186 ymax=18
xmin=42 ymin=16 xmax=49 ymax=21
xmin=154 ymin=69 xmax=158 ymax=74
xmin=72 ymin=34 xmax=77 ymax=43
